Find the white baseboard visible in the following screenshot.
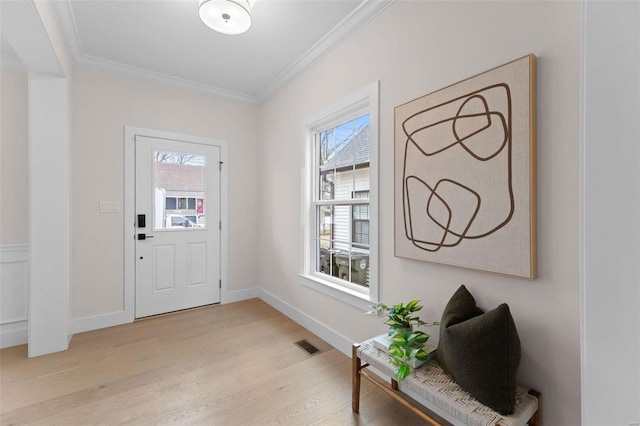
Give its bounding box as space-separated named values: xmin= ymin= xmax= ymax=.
xmin=256 ymin=288 xmax=353 ymax=357
xmin=69 ymin=310 xmax=133 ymax=335
xmin=0 ymin=320 xmax=27 ymax=348
xmin=222 ymin=287 xmax=261 ymax=304
xmin=68 ymin=287 xmax=262 ymax=336
xmin=1 ymin=244 xmax=29 ymax=349
xmin=31 ymin=285 xmax=353 ymax=361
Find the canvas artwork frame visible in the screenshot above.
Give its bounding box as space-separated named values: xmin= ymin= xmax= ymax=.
xmin=394 ymin=54 xmax=536 ymax=279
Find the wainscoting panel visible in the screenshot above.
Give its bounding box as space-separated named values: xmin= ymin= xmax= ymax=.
xmin=1 ymin=244 xmax=28 ymax=348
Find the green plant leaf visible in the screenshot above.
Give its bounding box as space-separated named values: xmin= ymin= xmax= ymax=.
xmin=390 ymin=357 xmax=403 ymax=367
xmin=406 ymin=332 xmax=419 ymax=341
xmin=395 ymin=364 xmax=411 ymax=381
xmin=407 ymin=300 xmax=423 ymax=312
xmin=392 ymin=334 xmax=408 ymax=344
xmin=412 ymin=333 xmax=429 ymax=345
xmin=385 ymin=319 xmax=403 ymax=328
xmin=407 ymin=347 xmax=420 ymax=359
xmin=389 ymin=345 xmax=404 ymax=358
xmin=415 ymin=349 xmax=428 ymax=360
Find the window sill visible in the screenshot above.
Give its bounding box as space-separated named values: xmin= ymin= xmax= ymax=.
xmin=299 ymin=273 xmax=374 ymax=311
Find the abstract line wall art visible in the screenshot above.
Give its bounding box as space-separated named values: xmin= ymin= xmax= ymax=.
xmin=394 ymin=54 xmax=536 ymax=279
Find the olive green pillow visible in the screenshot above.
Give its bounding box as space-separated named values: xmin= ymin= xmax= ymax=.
xmin=437 ymin=285 xmax=521 ymax=414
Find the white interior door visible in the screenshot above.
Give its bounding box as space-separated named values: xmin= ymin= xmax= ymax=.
xmin=135 ymin=136 xmax=221 ymax=318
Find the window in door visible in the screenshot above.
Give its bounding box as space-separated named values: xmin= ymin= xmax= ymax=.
xmin=154 ymin=151 xmax=206 ymax=229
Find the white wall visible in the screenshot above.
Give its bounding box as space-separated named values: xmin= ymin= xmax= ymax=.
xmin=582 ymin=1 xmax=640 ymax=424
xmin=70 ymin=67 xmax=259 ymax=320
xmin=258 ymin=2 xmax=582 ymax=424
xmin=0 ymin=68 xmax=29 ymax=245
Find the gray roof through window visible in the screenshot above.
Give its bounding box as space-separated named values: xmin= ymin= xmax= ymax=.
xmin=320 ymin=123 xmax=370 ymax=172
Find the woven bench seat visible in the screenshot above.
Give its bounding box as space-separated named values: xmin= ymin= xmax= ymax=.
xmin=353 ymin=339 xmax=541 ymax=426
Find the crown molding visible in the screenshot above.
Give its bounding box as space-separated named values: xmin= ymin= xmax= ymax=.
xmin=52 ymin=0 xmax=257 ymax=103
xmin=52 ymin=0 xmax=394 ymax=105
xmin=256 ymin=0 xmax=395 ymax=103
xmin=50 ymin=0 xmax=82 ymax=62
xmin=77 ymin=53 xmax=259 ymax=104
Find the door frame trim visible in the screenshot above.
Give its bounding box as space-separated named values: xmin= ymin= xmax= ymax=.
xmin=124 ymin=126 xmax=228 ymax=322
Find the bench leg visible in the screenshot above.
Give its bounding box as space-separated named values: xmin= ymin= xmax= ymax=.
xmin=352 ymin=344 xmax=361 ymax=413
xmin=528 ymin=389 xmax=542 ymax=426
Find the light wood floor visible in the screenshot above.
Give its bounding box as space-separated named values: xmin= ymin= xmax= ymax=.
xmin=1 ymin=299 xmax=426 ymax=425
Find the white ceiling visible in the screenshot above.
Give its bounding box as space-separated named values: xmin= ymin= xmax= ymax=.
xmin=1 ymin=0 xmax=393 ymax=104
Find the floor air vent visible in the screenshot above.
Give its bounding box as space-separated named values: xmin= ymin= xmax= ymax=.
xmin=295 ymin=339 xmax=321 ymax=356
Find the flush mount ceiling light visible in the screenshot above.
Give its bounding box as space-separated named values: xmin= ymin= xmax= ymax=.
xmin=199 ymin=0 xmax=252 ymax=35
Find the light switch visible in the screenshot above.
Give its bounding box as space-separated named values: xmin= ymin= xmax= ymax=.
xmin=99 ymin=201 xmax=120 ymax=213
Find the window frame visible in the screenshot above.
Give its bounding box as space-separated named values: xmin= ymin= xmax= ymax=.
xmin=300 ymin=82 xmax=379 ymax=307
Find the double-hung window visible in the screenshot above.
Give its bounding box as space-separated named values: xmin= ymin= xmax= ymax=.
xmin=301 ymin=83 xmax=379 ymax=305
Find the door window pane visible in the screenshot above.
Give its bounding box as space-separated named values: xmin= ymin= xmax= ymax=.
xmin=154 ymin=151 xmax=206 ymax=230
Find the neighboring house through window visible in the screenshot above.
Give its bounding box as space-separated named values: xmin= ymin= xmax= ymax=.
xmin=352 ymin=190 xmax=369 ymax=247
xmin=155 ymin=156 xmax=206 ymax=228
xmin=301 ymin=83 xmax=379 ymax=305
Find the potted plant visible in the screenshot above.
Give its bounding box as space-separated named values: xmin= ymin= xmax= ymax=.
xmin=368 ymin=300 xmax=439 ymax=381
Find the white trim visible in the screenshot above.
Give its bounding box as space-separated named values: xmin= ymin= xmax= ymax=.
xmin=579 ymin=0 xmax=588 ymax=423
xmin=69 ymin=310 xmax=131 ymax=335
xmin=49 ymin=0 xmax=82 ymax=61
xmin=256 ymin=0 xmax=394 ymax=102
xmin=299 ymin=274 xmax=372 ymax=311
xmin=580 ymin=2 xmax=640 ymax=423
xmin=68 ymin=287 xmax=260 ymax=336
xmin=52 ymin=0 xmax=255 ymax=104
xmin=124 ymin=126 xmax=228 ymax=322
xmin=219 ymin=146 xmax=230 ymax=306
xmin=64 ymin=287 xmax=355 ymax=358
xmin=0 ymin=244 xmax=29 ymax=349
xmin=83 ymin=59 xmax=257 ymax=105
xmin=300 ymin=81 xmax=380 ymax=304
xmin=52 ymin=0 xmax=393 ymax=104
xmin=0 ymin=244 xmax=29 ymax=262
xmin=257 ymin=288 xmax=353 ymax=356
xmin=221 ymin=287 xmax=262 ymax=304
xmin=0 ymin=321 xmax=28 ymax=349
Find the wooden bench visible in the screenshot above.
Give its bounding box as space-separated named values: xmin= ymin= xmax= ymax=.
xmin=353 ymin=339 xmax=541 ymax=426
